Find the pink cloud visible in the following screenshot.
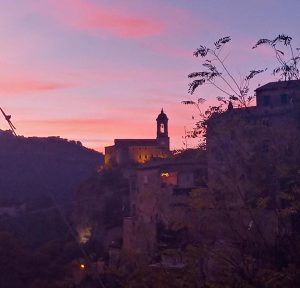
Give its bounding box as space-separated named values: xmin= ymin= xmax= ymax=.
xmin=0 ymin=79 xmax=73 ymax=93
xmin=31 ymin=0 xmax=163 ymax=38
xmin=0 ymin=62 xmax=76 ymax=94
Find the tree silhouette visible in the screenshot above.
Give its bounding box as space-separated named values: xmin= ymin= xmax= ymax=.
xmin=183 ymin=36 xmax=265 ymax=148
xmin=253 ymin=34 xmax=300 ymax=81
xmin=188 ymin=36 xmax=265 ymax=107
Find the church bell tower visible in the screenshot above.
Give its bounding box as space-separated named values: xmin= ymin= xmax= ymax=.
xmin=156 ymin=109 xmax=170 ymax=150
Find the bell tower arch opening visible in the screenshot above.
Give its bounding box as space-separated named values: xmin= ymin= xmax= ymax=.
xmin=160 ymin=123 xmax=165 ymax=134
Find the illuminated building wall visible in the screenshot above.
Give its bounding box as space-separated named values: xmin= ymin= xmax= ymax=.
xmin=105 ymin=109 xmax=170 ymax=166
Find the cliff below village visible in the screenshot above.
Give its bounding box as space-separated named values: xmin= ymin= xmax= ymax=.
xmin=74 ymin=168 xmax=129 ymax=254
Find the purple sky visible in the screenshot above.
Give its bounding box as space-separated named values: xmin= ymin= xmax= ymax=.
xmin=0 ymin=0 xmax=299 ymax=152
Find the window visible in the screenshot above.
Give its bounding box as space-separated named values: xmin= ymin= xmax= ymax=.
xmin=193 ymin=169 xmax=208 ymax=187
xmin=281 ymin=94 xmax=288 ymax=105
xmin=160 ymin=123 xmax=165 ymax=133
xmin=160 ymin=171 xmax=177 ymax=185
xmin=263 ymin=95 xmax=270 ymax=106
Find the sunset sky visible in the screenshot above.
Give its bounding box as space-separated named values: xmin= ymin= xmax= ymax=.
xmin=0 ymin=0 xmax=299 ymax=152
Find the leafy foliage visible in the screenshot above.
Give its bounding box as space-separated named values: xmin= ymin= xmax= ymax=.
xmin=253 ymin=34 xmax=300 ymax=80
xmin=180 ymin=35 xmax=300 ymax=288
xmin=214 ymin=36 xmax=231 ymax=49
xmin=184 ymin=36 xmax=266 ymax=149
xmin=188 ymin=79 xmax=206 ymax=95
xmin=188 ymin=36 xmax=263 ymax=107
xmin=245 ymin=69 xmax=266 ymax=80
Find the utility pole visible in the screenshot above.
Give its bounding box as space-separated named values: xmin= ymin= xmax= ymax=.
xmin=0 ymin=107 xmax=17 ymax=136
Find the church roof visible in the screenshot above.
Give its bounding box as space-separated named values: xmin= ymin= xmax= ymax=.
xmin=156 ymin=108 xmax=168 ymax=121
xmin=114 ymin=139 xmax=158 ymax=147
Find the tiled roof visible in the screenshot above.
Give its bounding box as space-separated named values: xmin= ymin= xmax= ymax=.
xmin=255 ymin=80 xmax=300 ymax=92
xmin=114 ymin=139 xmax=157 ymax=147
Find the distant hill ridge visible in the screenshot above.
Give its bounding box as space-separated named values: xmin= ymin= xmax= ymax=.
xmin=0 ymin=130 xmax=103 ymax=209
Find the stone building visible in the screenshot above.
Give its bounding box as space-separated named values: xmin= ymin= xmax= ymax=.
xmin=122 ymin=150 xmax=207 ymax=266
xmin=114 ymin=80 xmax=300 ymax=282
xmin=202 ymin=80 xmax=300 ymax=280
xmin=207 ymin=80 xmax=300 ymax=208
xmin=81 ymin=80 xmax=300 ymax=283
xmin=255 ymin=79 xmax=300 ymax=107
xmin=105 ymin=109 xmax=170 ymax=166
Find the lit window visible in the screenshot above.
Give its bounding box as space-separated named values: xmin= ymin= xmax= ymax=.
xmin=161 ymin=172 xmax=170 ymax=177
xmin=160 ymin=171 xmax=177 ymax=185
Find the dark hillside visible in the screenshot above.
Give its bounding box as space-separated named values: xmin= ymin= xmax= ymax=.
xmin=0 ymin=130 xmax=103 ymax=208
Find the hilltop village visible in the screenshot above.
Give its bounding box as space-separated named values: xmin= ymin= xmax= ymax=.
xmin=73 ymin=80 xmax=300 ymax=286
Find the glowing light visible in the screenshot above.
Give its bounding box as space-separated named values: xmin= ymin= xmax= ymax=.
xmin=161 ymin=172 xmax=169 ymax=177
xmin=80 ymin=263 xmax=85 ymax=269
xmin=78 ymin=227 xmax=92 ymax=244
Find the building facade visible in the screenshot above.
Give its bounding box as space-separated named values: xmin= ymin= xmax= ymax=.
xmin=202 ymin=80 xmax=300 ymax=279
xmin=207 ymin=80 xmax=300 ymax=207
xmin=122 ymin=150 xmax=207 ymax=265
xmin=105 ymin=109 xmax=170 ymax=166
xmin=122 ymin=80 xmax=300 ymax=277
